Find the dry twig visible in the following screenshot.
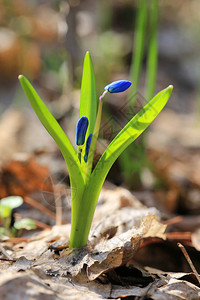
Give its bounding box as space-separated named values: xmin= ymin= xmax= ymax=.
xmin=178 ymin=242 xmax=200 ymax=284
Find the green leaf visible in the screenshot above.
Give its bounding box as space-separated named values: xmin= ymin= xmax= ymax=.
xmin=146 ymin=0 xmax=158 ymax=101
xmin=129 ymin=0 xmax=147 ymax=104
xmin=18 ymin=75 xmax=85 ymax=190
xmin=0 ymin=205 xmax=11 ymax=219
xmin=79 ymin=52 xmax=97 ymax=167
xmin=14 ymin=218 xmax=36 ymax=230
xmin=1 ymin=196 xmax=23 ymax=210
xmin=80 ymin=52 xmax=97 ymax=135
xmin=120 ymin=0 xmax=158 ymax=188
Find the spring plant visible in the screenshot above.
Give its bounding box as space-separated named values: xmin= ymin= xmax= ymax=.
xmin=119 ymin=0 xmax=159 ymax=187
xmin=19 ymin=51 xmax=172 ymax=249
xmin=0 ymin=196 xmax=36 ymax=237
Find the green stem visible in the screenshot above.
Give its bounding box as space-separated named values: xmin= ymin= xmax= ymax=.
xmin=146 ymin=0 xmax=158 ymax=101
xmin=68 ymin=177 xmax=103 ymax=249
xmin=68 ymin=188 xmax=92 ymax=248
xmin=69 ymin=181 xmax=85 ymax=249
xmin=129 ymin=0 xmax=147 ymax=104
xmin=84 ymin=94 xmax=105 ymax=181
xmin=69 ymin=92 xmax=107 ymax=249
xmin=78 ymin=146 xmax=82 ymax=163
xmin=119 ymin=0 xmax=147 ymax=187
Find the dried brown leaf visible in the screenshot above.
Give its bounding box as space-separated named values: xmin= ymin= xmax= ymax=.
xmin=150 ymin=277 xmax=200 ymax=300
xmin=90 ymin=206 xmax=161 ymax=244
xmin=46 ymin=214 xmax=166 ymax=280
xmin=0 ymin=156 xmax=53 ymax=198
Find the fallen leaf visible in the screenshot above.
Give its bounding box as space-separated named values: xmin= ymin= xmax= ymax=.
xmin=0 ymin=156 xmax=53 ymax=198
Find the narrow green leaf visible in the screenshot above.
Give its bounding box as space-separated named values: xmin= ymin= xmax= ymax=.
xmin=79 ymin=52 xmax=97 ymax=168
xmin=18 ymin=75 xmax=84 ymax=190
xmin=129 ymin=0 xmax=147 ymax=104
xmin=80 ymin=52 xmax=97 ymax=134
xmin=146 ymin=0 xmax=158 ymax=101
xmin=119 ymin=0 xmax=158 ymax=187
xmin=84 ymin=100 xmax=103 ymax=181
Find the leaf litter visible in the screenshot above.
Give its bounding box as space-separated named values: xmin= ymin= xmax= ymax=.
xmin=0 ymin=187 xmax=200 ymax=299
xmin=1 ymin=110 xmax=200 ymax=299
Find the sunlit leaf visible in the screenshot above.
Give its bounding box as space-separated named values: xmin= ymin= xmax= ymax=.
xmin=1 ymin=196 xmax=23 ymax=210
xmin=0 ymin=205 xmax=11 ymax=219
xmin=14 ymin=218 xmax=36 ymax=230
xmin=80 ymin=52 xmax=97 ymax=136
xmin=79 ymin=52 xmax=97 ymax=168
xmin=18 ymin=75 xmax=85 ymax=190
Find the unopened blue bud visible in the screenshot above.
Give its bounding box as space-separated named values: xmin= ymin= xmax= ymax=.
xmin=76 ymin=116 xmax=89 ymax=145
xmin=84 ymin=134 xmax=92 ymax=162
xmin=104 ymin=80 xmax=132 ymax=93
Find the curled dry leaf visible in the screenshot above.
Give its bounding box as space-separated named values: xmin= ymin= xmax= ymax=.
xmin=90 ymin=207 xmax=160 ymax=243
xmin=87 ymin=215 xmax=166 ymax=281
xmin=44 ymin=214 xmax=166 ymax=279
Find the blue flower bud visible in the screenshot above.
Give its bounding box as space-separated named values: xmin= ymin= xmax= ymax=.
xmin=104 ymin=80 xmax=132 ymax=93
xmin=76 ymin=116 xmax=89 ymax=146
xmin=84 ymin=134 xmax=92 ymax=163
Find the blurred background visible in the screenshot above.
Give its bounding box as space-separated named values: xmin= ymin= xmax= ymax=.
xmin=1 ymin=0 xmax=200 ymax=224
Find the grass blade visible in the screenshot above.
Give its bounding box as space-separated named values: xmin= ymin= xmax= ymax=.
xmin=129 ymin=0 xmax=147 ymax=104
xmin=146 ymin=0 xmax=158 ymax=101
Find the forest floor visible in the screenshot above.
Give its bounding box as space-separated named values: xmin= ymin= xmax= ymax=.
xmin=0 ymin=108 xmax=200 ymax=299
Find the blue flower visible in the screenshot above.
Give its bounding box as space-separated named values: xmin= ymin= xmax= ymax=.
xmin=84 ymin=134 xmax=93 ymax=162
xmin=104 ymin=80 xmax=132 ymax=93
xmin=76 ymin=116 xmax=89 ymax=146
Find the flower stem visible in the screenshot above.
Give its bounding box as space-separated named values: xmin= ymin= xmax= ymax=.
xmin=78 ymin=146 xmax=82 ymax=163
xmin=84 ymin=91 xmax=107 ymax=180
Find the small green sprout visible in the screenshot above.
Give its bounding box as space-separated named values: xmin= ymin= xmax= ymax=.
xmin=18 ymin=52 xmax=173 ymax=249
xmin=0 ymin=196 xmax=36 ymax=237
